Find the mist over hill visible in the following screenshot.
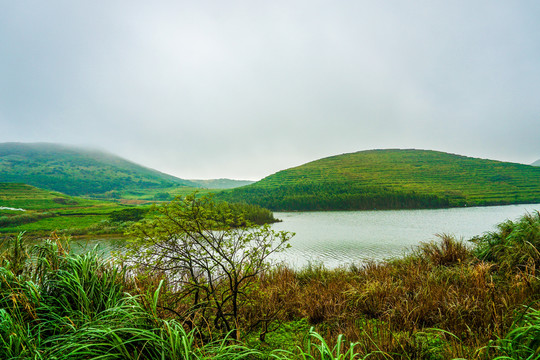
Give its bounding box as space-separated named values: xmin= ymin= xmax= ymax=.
xmin=533 ymin=159 xmax=540 ymax=166
xmin=0 ymin=142 xmax=196 ymax=196
xmin=219 ymin=149 xmax=540 ymax=211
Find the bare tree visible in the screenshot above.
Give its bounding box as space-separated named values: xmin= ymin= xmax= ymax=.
xmin=124 ymin=194 xmax=292 ymax=339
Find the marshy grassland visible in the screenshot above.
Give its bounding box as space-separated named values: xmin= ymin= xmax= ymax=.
xmin=0 ymin=202 xmax=539 ymax=359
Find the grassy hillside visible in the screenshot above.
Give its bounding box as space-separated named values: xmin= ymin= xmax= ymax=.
xmin=219 ymin=149 xmax=540 ymax=211
xmin=0 ymin=142 xmax=197 ymax=196
xmin=0 ymin=183 xmax=135 ymax=234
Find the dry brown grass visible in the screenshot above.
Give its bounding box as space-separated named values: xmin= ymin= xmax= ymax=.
xmin=242 ymin=235 xmax=539 ymax=359
xmin=123 ymin=235 xmax=538 ymax=359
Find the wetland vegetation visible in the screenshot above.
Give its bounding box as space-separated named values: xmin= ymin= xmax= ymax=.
xmin=1 ymin=196 xmax=539 ymax=359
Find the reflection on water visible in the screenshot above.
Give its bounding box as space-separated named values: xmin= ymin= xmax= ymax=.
xmin=271 ymin=203 xmax=540 ymax=268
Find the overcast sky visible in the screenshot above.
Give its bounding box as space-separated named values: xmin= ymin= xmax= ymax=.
xmin=1 ymin=1 xmax=539 ymax=180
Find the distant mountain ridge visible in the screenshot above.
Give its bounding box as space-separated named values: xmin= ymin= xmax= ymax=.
xmin=220 ymin=149 xmax=540 ymax=211
xmin=533 ymin=159 xmax=540 ymax=166
xmin=0 ymin=142 xmax=196 ymax=196
xmin=188 ymin=179 xmax=255 ymax=189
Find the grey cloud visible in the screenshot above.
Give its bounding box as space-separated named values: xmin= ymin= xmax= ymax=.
xmin=1 ymin=1 xmax=539 ymax=179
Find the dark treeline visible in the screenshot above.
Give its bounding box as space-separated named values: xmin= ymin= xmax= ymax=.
xmin=220 ymin=182 xmax=454 ymax=211
xmin=225 ymin=201 xmax=279 ymax=224
xmin=108 ymin=201 xmax=277 ymax=227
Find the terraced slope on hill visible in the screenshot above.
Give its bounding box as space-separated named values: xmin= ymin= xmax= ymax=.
xmin=0 ymin=142 xmax=196 ymax=196
xmin=0 ymin=182 xmax=125 ymax=234
xmin=219 ymin=149 xmax=540 ymax=211
xmin=0 ymin=182 xmax=91 ymax=210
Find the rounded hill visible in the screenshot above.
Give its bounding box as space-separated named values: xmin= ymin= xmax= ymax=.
xmin=219 ymin=149 xmax=540 ymax=211
xmin=0 ymin=142 xmax=196 ymax=196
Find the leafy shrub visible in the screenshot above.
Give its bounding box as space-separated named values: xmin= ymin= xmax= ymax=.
xmin=125 ymin=194 xmax=292 ymax=340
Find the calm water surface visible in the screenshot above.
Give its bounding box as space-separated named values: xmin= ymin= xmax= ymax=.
xmin=75 ymin=204 xmax=540 ymax=268
xmin=271 ymin=203 xmax=540 ymax=268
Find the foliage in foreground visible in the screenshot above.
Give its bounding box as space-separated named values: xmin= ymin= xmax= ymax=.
xmin=0 ymin=237 xmax=265 ymax=359
xmin=472 ymin=210 xmax=540 ymax=274
xmin=125 ymin=194 xmax=292 ymax=340
xmin=1 ymin=209 xmax=539 ymax=359
xmin=0 ymin=235 xmax=389 ymax=360
xmin=492 ymin=305 xmax=540 ymax=360
xmin=239 ymin=223 xmax=539 ymax=359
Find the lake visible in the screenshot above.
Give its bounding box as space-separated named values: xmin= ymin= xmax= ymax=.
xmin=270 ymin=203 xmax=540 ymax=268
xmin=74 ymin=203 xmax=540 ymax=268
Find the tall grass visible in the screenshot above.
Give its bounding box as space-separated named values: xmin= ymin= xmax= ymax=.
xmin=0 ymin=237 xmax=269 ymax=359
xmin=0 ymin=239 xmax=370 ymax=360
xmin=472 ymin=211 xmax=540 ymax=274
xmin=2 ymin=209 xmax=540 ymax=359
xmin=270 ymin=327 xmax=391 ymax=360
xmin=243 ymin=230 xmax=539 ymax=359
xmin=490 ymin=304 xmax=540 ymax=360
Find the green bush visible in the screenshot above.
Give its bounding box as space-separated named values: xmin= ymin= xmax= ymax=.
xmin=472 ymin=211 xmax=540 ymax=273
xmin=109 ymin=208 xmax=147 ymax=223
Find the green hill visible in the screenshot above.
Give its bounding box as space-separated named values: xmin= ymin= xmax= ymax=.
xmin=0 ymin=142 xmax=197 ymax=196
xmin=533 ymin=159 xmax=540 ymax=166
xmin=219 ymin=149 xmax=540 ymax=211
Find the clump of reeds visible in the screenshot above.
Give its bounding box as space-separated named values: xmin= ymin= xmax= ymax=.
xmin=472 ymin=211 xmax=540 ymax=275
xmin=416 ymin=233 xmax=471 ymax=266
